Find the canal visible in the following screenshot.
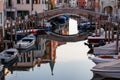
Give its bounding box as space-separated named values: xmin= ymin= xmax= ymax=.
xmin=3 ymin=18 xmax=119 ymax=80
xmin=5 ymin=40 xmax=95 ymax=80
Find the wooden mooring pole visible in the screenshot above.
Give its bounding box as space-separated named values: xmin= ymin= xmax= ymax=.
xmin=116 ymin=23 xmax=119 ymax=53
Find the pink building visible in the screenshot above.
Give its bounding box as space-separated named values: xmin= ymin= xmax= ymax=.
xmin=5 ymin=0 xmax=48 ymax=20
xmin=0 ymin=0 xmax=5 ymax=37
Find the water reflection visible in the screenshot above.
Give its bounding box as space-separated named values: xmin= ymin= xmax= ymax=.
xmin=69 ymin=18 xmax=78 ymax=35
xmin=2 ymin=18 xmax=120 ymax=80
xmin=1 ymin=39 xmax=120 ymax=80
xmin=91 ymin=73 xmax=120 ymax=80
xmin=3 ymin=37 xmax=63 ymax=80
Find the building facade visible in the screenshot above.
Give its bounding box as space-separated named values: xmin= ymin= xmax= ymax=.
xmin=5 ymin=0 xmax=48 ymax=20
xmin=77 ymin=0 xmax=86 ymax=8
xmin=86 ymin=0 xmax=95 ymax=10
xmin=0 ymin=0 xmax=49 ymax=37
xmin=87 ymin=0 xmax=120 ymax=19
xmin=0 ymin=0 xmax=5 ymax=41
xmin=56 ymin=0 xmax=69 ymax=8
xmin=69 ymin=0 xmax=77 ymax=8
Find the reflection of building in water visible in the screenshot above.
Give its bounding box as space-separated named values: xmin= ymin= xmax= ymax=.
xmin=62 ymin=26 xmax=69 ymax=35
xmin=91 ymin=73 xmax=104 ymax=80
xmin=33 ymin=38 xmax=47 ymax=58
xmin=39 ymin=38 xmax=47 ymax=57
xmin=0 ymin=65 xmax=4 ymax=80
xmin=36 ymin=40 xmax=62 ymax=75
xmin=12 ymin=51 xmax=36 ymax=71
xmin=44 ymin=40 xmax=59 ymax=75
xmin=6 ymin=38 xmax=65 ymax=75
xmin=44 ymin=40 xmax=59 ymax=61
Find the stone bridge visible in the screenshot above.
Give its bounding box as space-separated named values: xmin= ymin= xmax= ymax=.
xmin=37 ymin=8 xmax=108 ymax=20
xmin=7 ymin=8 xmax=108 ymax=42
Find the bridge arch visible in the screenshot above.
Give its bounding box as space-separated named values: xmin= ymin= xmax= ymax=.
xmin=37 ymin=8 xmax=108 ymax=21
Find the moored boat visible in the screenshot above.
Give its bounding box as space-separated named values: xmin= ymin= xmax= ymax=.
xmin=15 ymin=34 xmax=36 ymax=49
xmin=89 ymin=55 xmax=118 ymax=64
xmin=0 ymin=48 xmax=18 ymax=63
xmin=91 ymin=60 xmax=120 ymax=79
xmin=93 ymin=41 xmax=120 ymax=55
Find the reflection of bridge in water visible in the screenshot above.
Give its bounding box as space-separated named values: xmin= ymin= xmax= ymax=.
xmin=40 ymin=32 xmax=88 ymax=42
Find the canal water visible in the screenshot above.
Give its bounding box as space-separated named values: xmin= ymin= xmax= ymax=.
xmin=5 ymin=40 xmax=95 ymax=80
xmin=3 ymin=18 xmax=119 ymax=80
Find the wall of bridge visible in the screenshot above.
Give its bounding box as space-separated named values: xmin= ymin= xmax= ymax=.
xmin=37 ymin=8 xmax=108 ymax=21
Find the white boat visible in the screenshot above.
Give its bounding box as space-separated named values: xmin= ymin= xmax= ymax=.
xmin=91 ymin=60 xmax=120 ymax=79
xmin=89 ymin=55 xmax=118 ymax=64
xmin=15 ymin=34 xmax=36 ymax=49
xmin=0 ymin=48 xmax=18 ymax=63
xmin=94 ymin=41 xmax=120 ymax=55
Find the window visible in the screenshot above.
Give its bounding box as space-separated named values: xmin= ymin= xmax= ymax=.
xmin=45 ymin=0 xmax=48 ymax=4
xmin=17 ymin=11 xmax=29 ymax=19
xmin=42 ymin=0 xmax=45 ymax=4
xmin=8 ymin=0 xmax=12 ymax=7
xmin=64 ymin=0 xmax=67 ymax=3
xmin=59 ymin=0 xmax=62 ymax=3
xmin=26 ymin=0 xmax=29 ymax=4
xmin=17 ymin=0 xmax=20 ymax=4
xmin=0 ymin=13 xmax=2 ymax=24
xmin=118 ymin=1 xmax=120 ymax=9
xmin=7 ymin=12 xmax=15 ymax=20
xmin=33 ymin=0 xmax=40 ymax=4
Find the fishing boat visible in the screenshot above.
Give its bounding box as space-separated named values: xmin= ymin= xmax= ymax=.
xmin=0 ymin=48 xmax=18 ymax=63
xmin=15 ymin=34 xmax=36 ymax=49
xmin=89 ymin=55 xmax=118 ymax=64
xmin=91 ymin=60 xmax=120 ymax=79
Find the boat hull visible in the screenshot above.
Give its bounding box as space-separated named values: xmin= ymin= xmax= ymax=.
xmin=0 ymin=48 xmax=18 ymax=63
xmin=90 ymin=56 xmax=115 ymax=64
xmin=15 ymin=40 xmax=35 ymax=49
xmin=92 ymin=69 xmax=120 ymax=79
xmin=15 ymin=34 xmax=36 ymax=49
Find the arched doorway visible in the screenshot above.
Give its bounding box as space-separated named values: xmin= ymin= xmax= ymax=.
xmin=103 ymin=6 xmax=113 ymax=16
